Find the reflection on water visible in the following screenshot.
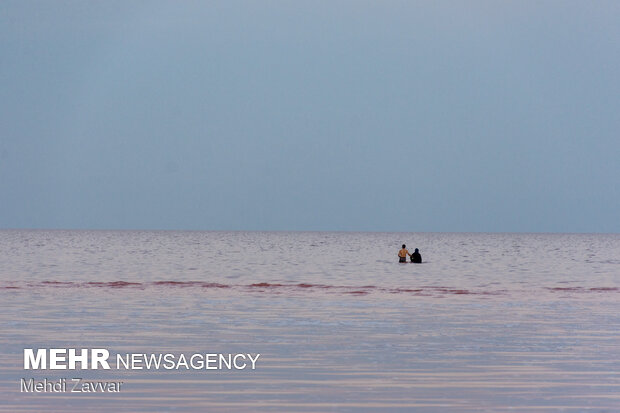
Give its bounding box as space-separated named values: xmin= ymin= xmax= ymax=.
xmin=1 ymin=231 xmax=619 ymax=412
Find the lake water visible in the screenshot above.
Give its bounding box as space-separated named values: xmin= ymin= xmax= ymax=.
xmin=1 ymin=230 xmax=618 ymax=412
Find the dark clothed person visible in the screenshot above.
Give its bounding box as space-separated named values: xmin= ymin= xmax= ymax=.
xmin=410 ymin=248 xmax=422 ymax=263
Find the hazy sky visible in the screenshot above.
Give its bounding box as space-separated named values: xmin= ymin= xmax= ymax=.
xmin=1 ymin=1 xmax=619 ymax=232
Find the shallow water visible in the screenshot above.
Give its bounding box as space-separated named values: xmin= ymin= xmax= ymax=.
xmin=1 ymin=230 xmax=618 ymax=412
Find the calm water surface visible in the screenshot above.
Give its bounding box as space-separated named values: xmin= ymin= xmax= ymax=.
xmin=1 ymin=231 xmax=618 ymax=412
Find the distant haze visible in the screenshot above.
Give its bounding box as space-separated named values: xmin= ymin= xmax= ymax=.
xmin=1 ymin=1 xmax=618 ymax=232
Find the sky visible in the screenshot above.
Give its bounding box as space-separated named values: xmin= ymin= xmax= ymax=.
xmin=1 ymin=1 xmax=619 ymax=232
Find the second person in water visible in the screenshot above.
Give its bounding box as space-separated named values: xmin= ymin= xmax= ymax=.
xmin=410 ymin=248 xmax=422 ymax=263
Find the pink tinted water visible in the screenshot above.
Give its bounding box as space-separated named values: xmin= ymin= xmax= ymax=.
xmin=0 ymin=230 xmax=619 ymax=412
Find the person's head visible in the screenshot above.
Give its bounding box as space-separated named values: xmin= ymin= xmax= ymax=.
xmin=402 ymin=244 xmax=406 ymax=249
xmin=414 ymin=248 xmax=419 ymax=253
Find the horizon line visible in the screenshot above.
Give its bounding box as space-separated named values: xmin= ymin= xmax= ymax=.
xmin=0 ymin=227 xmax=617 ymax=235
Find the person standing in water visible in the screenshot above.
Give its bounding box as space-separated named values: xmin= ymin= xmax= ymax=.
xmin=410 ymin=248 xmax=422 ymax=263
xmin=398 ymin=244 xmax=410 ymax=263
